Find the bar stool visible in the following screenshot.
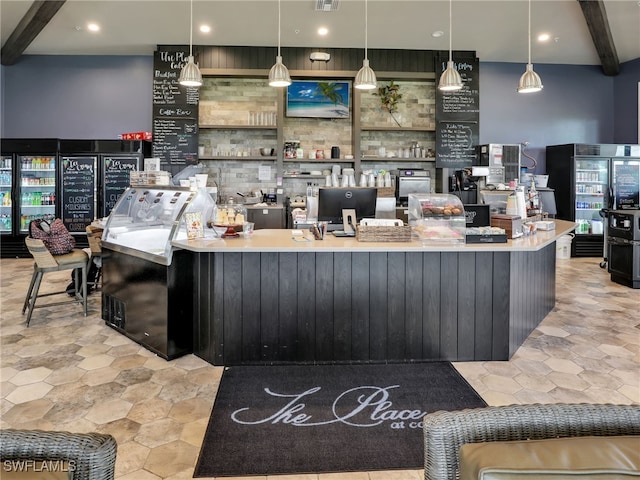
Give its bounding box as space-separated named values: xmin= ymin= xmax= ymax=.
xmin=22 ymin=237 xmax=88 ymax=327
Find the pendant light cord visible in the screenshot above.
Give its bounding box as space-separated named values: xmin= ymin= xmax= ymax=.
xmin=448 ymin=0 xmax=453 ymax=62
xmin=527 ymin=0 xmax=531 ymax=64
xmin=189 ymin=0 xmax=193 ymax=57
xmin=278 ymin=0 xmax=282 ymax=57
xmin=364 ymin=0 xmax=368 ymax=61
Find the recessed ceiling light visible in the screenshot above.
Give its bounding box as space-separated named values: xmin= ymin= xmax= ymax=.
xmin=87 ymin=23 xmax=100 ymax=32
xmin=432 ymin=31 xmax=444 ymax=38
xmin=537 ymin=33 xmax=551 ymax=42
xmin=318 ymin=27 xmax=329 ymax=36
xmin=200 ymin=25 xmax=211 ymax=33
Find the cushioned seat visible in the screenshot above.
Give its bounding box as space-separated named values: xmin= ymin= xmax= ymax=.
xmin=22 ymin=237 xmax=88 ymax=326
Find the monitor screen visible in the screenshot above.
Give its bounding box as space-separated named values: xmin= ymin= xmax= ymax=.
xmin=317 ymin=187 xmax=378 ymax=226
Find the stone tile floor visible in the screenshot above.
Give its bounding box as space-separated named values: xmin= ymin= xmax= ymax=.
xmin=1 ymin=256 xmax=638 ymax=479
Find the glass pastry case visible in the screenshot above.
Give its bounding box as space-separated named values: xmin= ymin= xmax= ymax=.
xmin=407 ymin=193 xmax=466 ymax=243
xmin=102 ymin=186 xmax=215 ymax=266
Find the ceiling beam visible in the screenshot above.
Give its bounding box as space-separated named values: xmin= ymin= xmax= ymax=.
xmin=1 ymin=1 xmax=66 ymax=66
xmin=577 ymin=0 xmax=620 ymax=76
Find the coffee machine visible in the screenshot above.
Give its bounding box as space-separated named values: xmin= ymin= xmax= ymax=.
xmin=396 ymin=169 xmax=431 ymax=206
xmin=475 ymin=144 xmax=521 ymax=186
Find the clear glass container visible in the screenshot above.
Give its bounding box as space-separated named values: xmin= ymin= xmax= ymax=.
xmin=407 ymin=193 xmax=466 ymax=243
xmin=210 ymin=202 xmax=247 ymax=238
xmin=102 ymin=186 xmax=216 ymax=265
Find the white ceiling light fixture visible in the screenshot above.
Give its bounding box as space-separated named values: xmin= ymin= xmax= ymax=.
xmin=518 ymin=0 xmax=543 ymax=93
xmin=269 ymin=0 xmax=292 ymax=87
xmin=439 ymin=0 xmax=462 ymax=92
xmin=354 ymin=0 xmax=376 ymax=90
xmin=178 ymin=0 xmax=202 ymax=88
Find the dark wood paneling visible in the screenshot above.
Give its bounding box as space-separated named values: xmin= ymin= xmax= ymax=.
xmin=260 ymin=252 xmax=279 ymax=361
xmin=333 ymin=252 xmax=352 ymax=360
xmin=369 ymin=253 xmax=388 ymax=361
xmin=315 ymin=252 xmax=335 ymax=359
xmin=422 ymin=253 xmax=441 ymax=359
xmin=351 ymin=253 xmax=370 ymax=361
xmin=297 ymin=253 xmax=317 ymax=362
xmin=192 ymin=247 xmax=556 ymax=365
xmin=457 ymin=252 xmax=477 ymax=361
xmin=242 ymin=252 xmax=262 ymax=362
xmin=474 ymin=252 xmax=494 ymax=359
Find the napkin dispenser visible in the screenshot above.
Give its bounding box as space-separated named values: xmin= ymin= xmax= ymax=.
xmin=491 ymin=214 xmax=523 ymax=239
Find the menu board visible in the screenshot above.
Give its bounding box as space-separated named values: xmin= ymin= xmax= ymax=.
xmin=152 ymin=48 xmax=199 ymax=168
xmin=61 ymin=156 xmax=96 ymax=233
xmin=435 ymin=54 xmax=480 ymax=169
xmin=436 ymin=122 xmax=478 ymax=169
xmin=613 ymin=161 xmax=640 ymax=209
xmin=103 ymin=156 xmax=140 ymax=217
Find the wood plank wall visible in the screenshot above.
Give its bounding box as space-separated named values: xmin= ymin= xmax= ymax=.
xmin=191 ymin=247 xmax=556 ymax=366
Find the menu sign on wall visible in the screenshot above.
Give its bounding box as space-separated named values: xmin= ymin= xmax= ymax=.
xmin=152 ymin=48 xmax=199 ymax=168
xmin=61 ymin=156 xmax=96 ymax=233
xmin=103 ymin=156 xmax=140 ymax=217
xmin=435 ymin=54 xmax=480 ymax=169
xmin=613 ymin=161 xmax=640 ymax=209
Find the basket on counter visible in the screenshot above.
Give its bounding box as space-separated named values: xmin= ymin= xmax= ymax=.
xmin=356 ymin=224 xmax=412 ymax=242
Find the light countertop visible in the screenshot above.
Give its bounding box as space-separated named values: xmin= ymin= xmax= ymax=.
xmin=172 ymin=220 xmax=577 ymax=253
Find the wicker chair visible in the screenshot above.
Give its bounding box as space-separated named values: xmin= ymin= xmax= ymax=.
xmin=22 ymin=237 xmax=88 ymax=327
xmin=0 ymin=429 xmax=117 ymax=480
xmin=423 ymin=403 xmax=640 ymax=480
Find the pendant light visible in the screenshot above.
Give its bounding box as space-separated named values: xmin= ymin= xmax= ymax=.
xmin=354 ymin=0 xmax=376 ymax=90
xmin=268 ymin=0 xmax=291 ymax=87
xmin=179 ymin=0 xmax=202 ymax=87
xmin=438 ymin=0 xmax=462 ymax=92
xmin=517 ymin=0 xmax=543 ymax=93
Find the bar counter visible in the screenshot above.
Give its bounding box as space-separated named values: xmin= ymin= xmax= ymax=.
xmin=174 ymin=220 xmax=576 ymax=366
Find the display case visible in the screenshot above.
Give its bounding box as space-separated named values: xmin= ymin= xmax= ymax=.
xmin=407 ymin=193 xmax=466 ymax=243
xmin=102 ymin=186 xmax=216 ymax=266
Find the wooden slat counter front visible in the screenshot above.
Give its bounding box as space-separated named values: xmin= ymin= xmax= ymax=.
xmin=174 ymin=220 xmax=576 ymax=366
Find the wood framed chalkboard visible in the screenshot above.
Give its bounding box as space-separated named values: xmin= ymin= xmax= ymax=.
xmin=61 ymin=156 xmax=96 ymax=234
xmin=435 ymin=53 xmax=479 ymax=169
xmin=102 ymin=156 xmax=140 ymax=217
xmin=152 ymin=48 xmax=199 ymax=169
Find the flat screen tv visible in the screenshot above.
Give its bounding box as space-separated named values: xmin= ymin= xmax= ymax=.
xmin=318 ymin=187 xmax=377 ymax=228
xmin=286 ymin=80 xmax=350 ymax=119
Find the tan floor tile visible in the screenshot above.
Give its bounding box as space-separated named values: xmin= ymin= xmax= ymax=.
xmin=76 ymin=343 xmax=112 ymax=357
xmin=135 ymin=418 xmax=183 ymax=448
xmin=543 ymin=357 xmax=584 ymax=375
xmin=85 ymin=398 xmax=133 ymax=424
xmin=77 ymin=353 xmax=115 ymax=370
xmin=368 ymin=470 xmax=422 ymax=480
xmin=111 ymin=354 xmax=149 ymax=371
xmin=1 ymin=398 xmax=53 ymax=424
xmin=617 ymin=384 xmax=640 ymax=403
xmin=82 ymin=366 xmax=120 ymax=386
xmin=120 ymin=381 xmax=163 ymax=404
xmin=45 ymin=366 xmax=85 ymax=386
xmin=514 ymin=373 xmax=556 ymax=392
xmin=180 ymin=418 xmax=209 ymax=447
xmin=113 ymin=441 xmax=151 ymax=477
xmin=116 ymin=470 xmax=161 ymax=480
xmin=128 ymin=397 xmax=172 ymax=424
xmin=0 ymin=366 xmax=19 ymax=382
xmin=144 ymin=440 xmax=199 ymax=478
xmin=479 ymin=374 xmax=522 ymax=394
xmin=318 ymin=472 xmax=370 ymax=479
xmin=5 ymin=382 xmax=53 ymax=404
xmin=169 ymin=397 xmax=212 ymax=423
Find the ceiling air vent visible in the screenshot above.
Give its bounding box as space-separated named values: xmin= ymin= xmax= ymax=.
xmin=315 ymin=0 xmax=340 ymax=12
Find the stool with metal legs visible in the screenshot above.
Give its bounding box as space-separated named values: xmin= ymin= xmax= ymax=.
xmin=22 ymin=237 xmax=88 ymax=326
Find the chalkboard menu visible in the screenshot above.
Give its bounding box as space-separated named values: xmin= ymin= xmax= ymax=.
xmin=152 ymin=48 xmax=199 ymax=168
xmin=435 ymin=54 xmax=480 ymax=169
xmin=61 ymin=156 xmax=96 ymax=233
xmin=102 ymin=156 xmax=140 ymax=217
xmin=613 ymin=162 xmax=640 ymax=209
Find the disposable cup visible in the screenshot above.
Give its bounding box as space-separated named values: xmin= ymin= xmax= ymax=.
xmin=195 ymin=174 xmax=208 ymax=188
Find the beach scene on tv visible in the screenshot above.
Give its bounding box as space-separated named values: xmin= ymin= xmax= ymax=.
xmin=286 ymin=80 xmax=350 ymax=118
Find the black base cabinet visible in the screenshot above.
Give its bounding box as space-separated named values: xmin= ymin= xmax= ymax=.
xmin=101 ymin=248 xmax=194 ymax=360
xmin=192 ymin=244 xmax=556 ymax=365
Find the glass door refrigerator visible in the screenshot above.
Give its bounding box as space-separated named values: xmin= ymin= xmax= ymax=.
xmin=546 ymin=144 xmax=610 ymax=257
xmin=546 ymin=143 xmax=639 ymax=257
xmin=0 ymin=139 xmax=60 ymax=258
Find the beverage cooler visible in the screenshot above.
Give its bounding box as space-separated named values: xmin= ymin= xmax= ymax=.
xmin=546 ymin=143 xmax=640 ymax=257
xmin=0 ymin=139 xmax=151 ymax=258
